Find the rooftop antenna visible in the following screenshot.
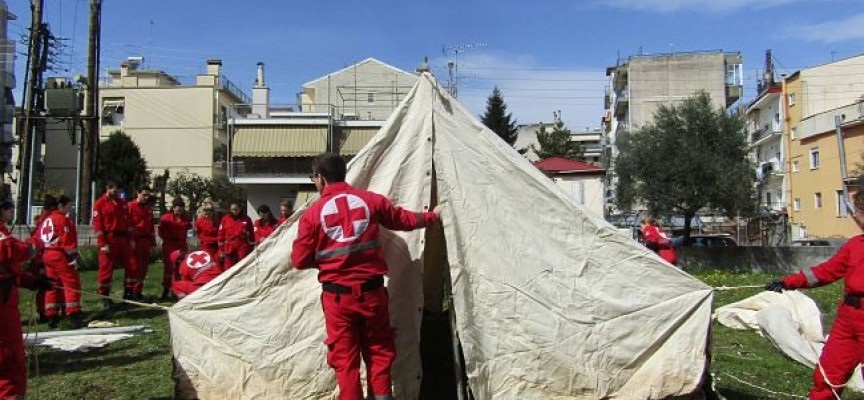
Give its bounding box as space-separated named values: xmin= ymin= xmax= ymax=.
xmin=442 ymin=42 xmax=487 ymax=98
xmin=147 ymin=19 xmax=154 ymax=68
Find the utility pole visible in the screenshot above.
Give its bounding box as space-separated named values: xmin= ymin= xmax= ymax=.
xmin=835 ymin=115 xmax=853 ymax=214
xmin=79 ymin=0 xmax=101 ymax=224
xmin=442 ymin=42 xmax=486 ymax=99
xmin=16 ymin=0 xmax=45 ymax=223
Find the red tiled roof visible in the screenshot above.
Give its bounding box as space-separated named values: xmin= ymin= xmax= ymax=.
xmin=533 ymin=157 xmax=605 ymax=174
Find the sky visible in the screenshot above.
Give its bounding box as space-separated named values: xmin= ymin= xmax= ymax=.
xmin=5 ymin=0 xmax=864 ymax=130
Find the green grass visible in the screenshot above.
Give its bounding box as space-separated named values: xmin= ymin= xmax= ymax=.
xmin=15 ymin=267 xmax=864 ymax=399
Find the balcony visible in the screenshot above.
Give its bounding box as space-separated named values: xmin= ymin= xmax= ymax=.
xmin=613 ymin=91 xmax=629 ymax=117
xmin=725 ymin=84 xmax=743 ymax=107
xmin=750 ymin=122 xmax=783 ymax=146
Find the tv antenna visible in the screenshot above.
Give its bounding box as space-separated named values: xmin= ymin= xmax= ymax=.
xmin=442 ymin=42 xmax=486 ymax=98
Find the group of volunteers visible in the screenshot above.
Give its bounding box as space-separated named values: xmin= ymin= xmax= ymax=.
xmin=8 ymin=152 xmax=864 ymax=400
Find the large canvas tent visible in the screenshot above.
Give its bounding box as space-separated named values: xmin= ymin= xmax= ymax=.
xmin=168 ymin=72 xmax=714 ymax=399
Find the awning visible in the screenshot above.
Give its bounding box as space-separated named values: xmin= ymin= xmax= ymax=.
xmin=339 ymin=127 xmax=379 ymax=155
xmin=233 ymin=126 xmax=327 ymax=157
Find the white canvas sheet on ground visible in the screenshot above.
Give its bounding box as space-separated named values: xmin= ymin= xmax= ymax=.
xmin=715 ymin=291 xmax=864 ymax=392
xmin=168 ymin=72 xmax=713 ymax=399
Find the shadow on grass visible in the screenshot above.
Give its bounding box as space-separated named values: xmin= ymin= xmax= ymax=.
xmin=31 ymin=342 xmax=163 ymax=376
xmin=116 ymin=306 xmax=169 ymax=321
xmin=717 ymin=388 xmax=770 ymax=400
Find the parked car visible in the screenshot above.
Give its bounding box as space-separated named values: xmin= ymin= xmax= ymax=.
xmin=791 ymin=239 xmax=832 ymax=247
xmin=672 ymin=234 xmax=738 ymax=248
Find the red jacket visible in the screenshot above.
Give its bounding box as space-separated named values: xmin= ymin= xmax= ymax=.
xmin=39 ymin=210 xmax=78 ymax=255
xmin=177 ymin=250 xmax=223 ymax=288
xmin=218 ymin=214 xmax=254 ymax=253
xmin=195 ymin=215 xmax=220 ymax=247
xmin=0 ymin=224 xmax=34 ymax=285
xmin=291 ymin=182 xmax=438 ymax=286
xmin=128 ymin=199 xmax=155 ymax=244
xmin=783 ymin=235 xmax=864 ymax=292
xmin=93 ymin=194 xmax=131 ymax=247
xmin=158 ymin=213 xmax=191 ymax=245
xmin=254 ymin=218 xmax=277 ymax=244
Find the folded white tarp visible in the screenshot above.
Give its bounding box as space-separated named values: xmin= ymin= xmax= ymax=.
xmin=24 ymin=325 xmax=152 ymax=352
xmin=168 ymin=72 xmax=714 ymax=399
xmin=715 ymin=291 xmax=864 ymax=392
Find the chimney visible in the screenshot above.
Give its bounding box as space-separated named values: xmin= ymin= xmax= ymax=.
xmin=207 ymin=59 xmax=222 ymax=76
xmin=256 ymin=62 xmax=265 ymax=87
xmin=251 ymin=61 xmax=270 ymax=118
xmin=120 ymin=62 xmax=130 ymax=77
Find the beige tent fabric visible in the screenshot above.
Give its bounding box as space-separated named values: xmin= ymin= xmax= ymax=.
xmin=168 ymin=72 xmax=713 ymax=399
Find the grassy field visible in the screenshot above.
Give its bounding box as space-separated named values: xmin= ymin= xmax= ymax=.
xmin=15 ymin=266 xmax=864 ymax=399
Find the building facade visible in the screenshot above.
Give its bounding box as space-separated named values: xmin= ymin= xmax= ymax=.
xmin=746 ymin=51 xmax=786 ymax=215
xmin=784 ymin=54 xmax=864 ymax=239
xmin=533 ymin=157 xmax=606 ymax=218
xmin=43 ymin=58 xmax=250 ymax=199
xmin=514 ymin=121 xmax=605 ymax=165
xmin=230 ymin=58 xmax=417 ymax=216
xmin=603 ymin=50 xmax=744 ymax=213
xmin=0 ymin=1 xmax=13 ymax=199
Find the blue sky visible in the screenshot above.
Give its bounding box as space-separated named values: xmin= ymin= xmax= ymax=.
xmin=6 ymin=0 xmax=864 ymax=129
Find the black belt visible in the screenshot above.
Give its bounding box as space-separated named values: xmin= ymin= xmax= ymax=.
xmin=844 ymin=293 xmax=864 ymax=309
xmin=322 ymin=276 xmax=383 ymax=294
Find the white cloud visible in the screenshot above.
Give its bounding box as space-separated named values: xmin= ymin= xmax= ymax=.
xmin=784 ymin=13 xmax=864 ymax=43
xmin=432 ymin=52 xmax=607 ymax=129
xmin=603 ymin=0 xmax=807 ymax=13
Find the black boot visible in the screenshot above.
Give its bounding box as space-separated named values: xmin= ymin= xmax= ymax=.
xmin=161 ymin=287 xmax=170 ymax=300
xmin=102 ymin=298 xmax=115 ymax=311
xmin=47 ymin=315 xmax=60 ymax=329
xmin=123 ymin=289 xmax=133 ymax=300
xmin=68 ymin=313 xmax=85 ymax=329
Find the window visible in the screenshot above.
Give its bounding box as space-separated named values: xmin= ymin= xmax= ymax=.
xmin=810 ymin=147 xmax=820 ymax=169
xmin=815 ymin=192 xmax=823 ymax=209
xmin=788 ymin=93 xmax=796 ymax=106
xmin=794 ymin=198 xmax=801 ymax=211
xmin=792 ymin=160 xmax=799 ymax=172
xmin=101 ymin=98 xmax=125 ymax=126
xmin=791 ymin=127 xmax=797 ymax=140
xmin=572 ymin=181 xmax=585 ymax=205
xmin=766 ymin=192 xmax=772 ymax=207
xmin=367 ymin=93 xmax=375 ymax=104
xmin=837 ymin=190 xmax=850 ymax=216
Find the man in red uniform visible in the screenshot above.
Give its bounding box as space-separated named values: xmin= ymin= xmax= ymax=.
xmin=195 ymin=202 xmax=220 ymax=255
xmin=0 ymin=200 xmax=43 ymax=399
xmin=128 ymin=186 xmax=155 ymax=300
xmin=767 ymin=190 xmax=864 ymax=400
xmin=292 ymin=153 xmax=441 ymax=400
xmin=170 ymin=249 xmax=223 ymax=299
xmin=253 ymin=204 xmax=278 ymax=245
xmin=40 ymin=195 xmax=84 ymax=328
xmin=277 ymin=201 xmax=293 ymax=225
xmin=158 ymin=198 xmax=191 ymax=300
xmin=92 ymin=182 xmax=134 ymax=308
xmin=218 ymin=201 xmax=254 ymax=269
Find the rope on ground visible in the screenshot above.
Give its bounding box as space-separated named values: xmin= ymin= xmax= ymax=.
xmin=713 ymin=284 xmax=764 ymax=291
xmin=720 ymin=372 xmax=806 ymax=399
xmin=51 ymin=285 xmax=171 ymax=311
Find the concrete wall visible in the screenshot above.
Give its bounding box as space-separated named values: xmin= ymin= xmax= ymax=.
xmin=677 ymin=246 xmax=838 ymax=273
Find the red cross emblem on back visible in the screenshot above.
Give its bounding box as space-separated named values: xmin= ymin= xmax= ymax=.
xmin=186 ymin=251 xmax=212 ymax=269
xmin=40 ymin=219 xmax=56 ymax=244
xmin=320 ymin=194 xmax=370 ymax=243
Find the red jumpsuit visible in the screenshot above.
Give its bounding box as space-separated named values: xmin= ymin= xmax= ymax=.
xmin=291 ymin=182 xmax=438 ymax=400
xmin=218 ymin=214 xmax=253 ymax=269
xmin=780 ymin=235 xmax=864 ymax=400
xmin=0 ymin=223 xmax=35 ymax=398
xmin=28 ymin=212 xmax=48 ymax=318
xmin=171 ymin=250 xmax=223 ymax=298
xmin=158 ymin=213 xmax=191 ymax=289
xmin=253 ymin=218 xmax=277 ymax=245
xmin=39 ymin=210 xmax=81 ymax=318
xmin=93 ymin=193 xmax=134 ymax=295
xmin=641 ymin=225 xmax=678 ymax=265
xmin=195 ymin=214 xmax=220 ymax=255
xmin=128 ymin=199 xmax=155 ymax=296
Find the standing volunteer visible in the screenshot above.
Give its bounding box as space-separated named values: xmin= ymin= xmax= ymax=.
xmin=128 ymin=186 xmax=155 ymax=300
xmin=195 ymin=201 xmax=220 ymax=255
xmin=158 ymin=198 xmax=191 ymax=300
xmin=218 ymin=201 xmax=254 ymax=269
xmin=766 ymin=190 xmax=864 ymax=400
xmin=253 ymin=204 xmax=278 ymax=245
xmin=292 ymin=153 xmax=441 ymax=400
xmin=92 ymin=182 xmax=134 ymax=307
xmin=40 ymin=195 xmax=84 ymax=328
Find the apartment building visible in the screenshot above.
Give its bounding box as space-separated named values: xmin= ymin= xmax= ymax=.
xmin=43 ymin=58 xmax=250 ymax=198
xmin=229 ymin=58 xmax=417 ymax=215
xmin=784 ymin=54 xmax=864 ymax=239
xmin=746 ymin=51 xmax=786 ymax=215
xmin=603 ymin=50 xmax=744 ymax=212
xmin=514 ymin=121 xmax=605 ymax=165
xmin=0 ymin=1 xmax=13 ymax=199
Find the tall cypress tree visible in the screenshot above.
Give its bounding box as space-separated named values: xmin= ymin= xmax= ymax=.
xmin=480 ymin=86 xmax=518 ymax=146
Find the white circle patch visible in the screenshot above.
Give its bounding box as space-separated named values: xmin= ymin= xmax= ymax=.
xmin=40 ymin=218 xmax=56 ymax=245
xmin=320 ymin=194 xmax=370 ymax=243
xmin=185 ymin=250 xmax=213 ymax=269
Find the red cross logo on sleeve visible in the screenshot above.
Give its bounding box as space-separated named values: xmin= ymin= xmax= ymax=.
xmin=40 ymin=218 xmax=56 ymax=245
xmin=186 ymin=251 xmax=212 ymax=269
xmin=320 ymin=194 xmax=370 ymax=243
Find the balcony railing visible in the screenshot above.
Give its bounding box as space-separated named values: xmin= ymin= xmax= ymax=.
xmin=750 ymin=122 xmax=783 ymax=144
